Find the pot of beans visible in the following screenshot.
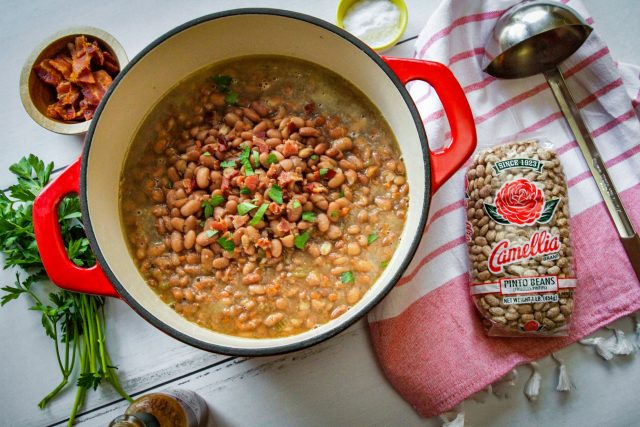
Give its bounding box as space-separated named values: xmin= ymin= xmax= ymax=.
xmin=32 ymin=9 xmax=476 ymax=355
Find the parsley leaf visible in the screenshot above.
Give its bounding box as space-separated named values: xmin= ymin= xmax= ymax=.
xmin=249 ymin=203 xmax=269 ymax=226
xmin=367 ymin=233 xmax=379 ymax=245
xmin=240 ymin=187 xmax=251 ymax=195
xmin=211 ymin=74 xmax=232 ymax=92
xmin=239 ymin=146 xmax=254 ymax=176
xmin=217 ymin=237 xmax=235 ymax=252
xmin=225 ymin=91 xmax=239 ymax=105
xmin=294 ymin=231 xmax=310 ymax=250
xmin=220 ymin=160 xmax=236 ymax=168
xmin=301 ymin=211 xmax=316 ymax=222
xmin=237 ymin=201 xmax=258 ymax=215
xmin=268 ymin=185 xmax=283 ymax=204
xmin=202 ymin=195 xmax=225 ymax=218
xmin=341 ymin=271 xmax=355 ymax=284
xmin=319 ymin=168 xmax=328 ymax=177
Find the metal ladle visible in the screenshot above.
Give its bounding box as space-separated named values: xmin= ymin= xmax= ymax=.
xmin=483 ymin=0 xmax=640 ymax=280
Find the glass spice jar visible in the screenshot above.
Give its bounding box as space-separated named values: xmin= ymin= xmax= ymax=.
xmin=109 ymin=389 xmax=208 ymax=427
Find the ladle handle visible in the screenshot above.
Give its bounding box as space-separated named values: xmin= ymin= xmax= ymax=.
xmin=544 ymin=67 xmax=640 ymax=280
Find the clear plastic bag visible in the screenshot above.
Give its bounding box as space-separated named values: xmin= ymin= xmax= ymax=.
xmin=465 ymin=138 xmax=575 ymax=337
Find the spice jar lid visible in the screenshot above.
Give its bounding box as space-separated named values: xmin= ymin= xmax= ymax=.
xmin=336 ymin=0 xmax=408 ymax=52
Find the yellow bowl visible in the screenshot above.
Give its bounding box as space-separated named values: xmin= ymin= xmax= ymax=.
xmin=336 ymin=0 xmax=408 ymax=52
xmin=19 ymin=26 xmax=128 ymax=135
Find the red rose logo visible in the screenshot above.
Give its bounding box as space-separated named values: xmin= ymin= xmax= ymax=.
xmin=494 ymin=178 xmax=545 ymax=226
xmin=523 ymin=320 xmax=541 ymax=332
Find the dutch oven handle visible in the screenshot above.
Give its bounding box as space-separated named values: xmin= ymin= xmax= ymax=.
xmin=383 ymin=57 xmax=477 ymax=194
xmin=33 ymin=157 xmax=119 ymax=297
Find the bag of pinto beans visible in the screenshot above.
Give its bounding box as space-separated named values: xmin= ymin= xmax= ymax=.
xmin=465 ymin=138 xmax=576 ymax=337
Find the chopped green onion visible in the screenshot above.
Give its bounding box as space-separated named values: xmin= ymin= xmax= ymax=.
xmin=301 ymin=211 xmax=316 ymax=222
xmin=319 ymin=168 xmax=328 ymax=177
xmin=240 ymin=187 xmax=251 ymax=195
xmin=294 ymin=231 xmax=310 ymax=250
xmin=240 ymin=147 xmax=254 ymax=176
xmin=220 ymin=160 xmax=236 ymax=168
xmin=266 ymin=153 xmax=278 ymax=165
xmin=237 ymin=201 xmax=258 ymax=215
xmin=217 ymin=237 xmax=235 ymax=252
xmin=268 ymin=185 xmax=283 ymax=204
xmin=367 ymin=233 xmax=379 ymax=245
xmin=249 ymin=203 xmax=269 ymax=226
xmin=341 ymin=271 xmax=354 ymax=284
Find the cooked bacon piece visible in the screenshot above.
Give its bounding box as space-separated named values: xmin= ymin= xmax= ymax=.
xmin=79 ymin=70 xmax=112 ymax=105
xmin=244 ymin=175 xmax=259 ymax=192
xmin=102 ymin=51 xmax=120 ymax=75
xmin=35 ymin=60 xmax=63 ymax=86
xmin=56 ymin=81 xmax=81 ymax=106
xmin=49 ymin=56 xmax=73 ymax=80
xmin=252 ymin=138 xmax=269 ymax=153
xmin=78 ymin=98 xmax=96 ymax=121
xmin=282 ymin=140 xmax=299 ymax=157
xmin=86 ymin=41 xmax=105 ymax=67
xmin=278 ymin=171 xmax=302 ymax=187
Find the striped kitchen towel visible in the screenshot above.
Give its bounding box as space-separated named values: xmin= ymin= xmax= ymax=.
xmin=368 ymin=0 xmax=640 ymax=418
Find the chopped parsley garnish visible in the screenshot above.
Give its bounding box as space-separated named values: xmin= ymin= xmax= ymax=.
xmin=268 ymin=185 xmax=283 ymax=204
xmin=211 ymin=74 xmax=232 ymax=92
xmin=237 ymin=201 xmax=258 ymax=215
xmin=292 ymin=200 xmax=301 ymax=209
xmin=367 ymin=233 xmax=379 ymax=245
xmin=339 ymin=190 xmax=345 ymax=198
xmin=319 ymin=168 xmax=328 ymax=177
xmin=240 ymin=187 xmax=251 ymax=195
xmin=217 ymin=237 xmax=235 ymax=252
xmin=225 ymin=91 xmax=239 ymax=105
xmin=202 ymin=151 xmax=211 ymax=156
xmin=294 ymin=231 xmax=310 ymax=250
xmin=301 ymin=211 xmax=316 ymax=222
xmin=266 ymin=153 xmax=278 ymax=165
xmin=330 ymin=210 xmax=339 ymax=219
xmin=206 ymin=230 xmax=218 ymax=238
xmin=341 ymin=271 xmax=355 ymax=284
xmin=202 ymin=195 xmax=225 ymax=218
xmin=310 ymin=154 xmax=318 ymax=160
xmin=166 ymin=181 xmax=173 ymax=189
xmin=380 ymin=260 xmax=389 ymax=269
xmin=220 ymin=160 xmax=236 ymax=168
xmin=239 ymin=146 xmax=254 ymax=176
xmin=249 ymin=203 xmax=269 ymax=226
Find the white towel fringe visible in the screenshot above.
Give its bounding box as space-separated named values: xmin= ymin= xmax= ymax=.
xmin=524 ymin=362 xmax=541 ymax=401
xmin=551 ymin=352 xmax=572 ymax=392
xmin=580 ymin=327 xmax=636 ymax=360
xmin=635 ymin=315 xmax=640 ymax=349
xmin=491 ymin=368 xmax=518 ymax=398
xmin=440 ymin=404 xmax=465 ymax=427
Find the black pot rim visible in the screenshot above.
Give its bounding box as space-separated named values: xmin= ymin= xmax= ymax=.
xmin=80 ymin=8 xmax=431 ymax=357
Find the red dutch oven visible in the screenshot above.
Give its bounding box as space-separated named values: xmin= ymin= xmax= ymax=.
xmin=33 ymin=9 xmax=476 ymax=356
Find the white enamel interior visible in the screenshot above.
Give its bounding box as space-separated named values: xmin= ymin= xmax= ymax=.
xmin=85 ymin=13 xmax=427 ymax=351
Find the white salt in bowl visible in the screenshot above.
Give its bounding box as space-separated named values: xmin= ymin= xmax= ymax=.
xmin=336 ymin=0 xmax=408 ymax=52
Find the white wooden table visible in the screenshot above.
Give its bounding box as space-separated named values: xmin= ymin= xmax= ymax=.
xmin=1 ymin=1 xmax=639 ymax=426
